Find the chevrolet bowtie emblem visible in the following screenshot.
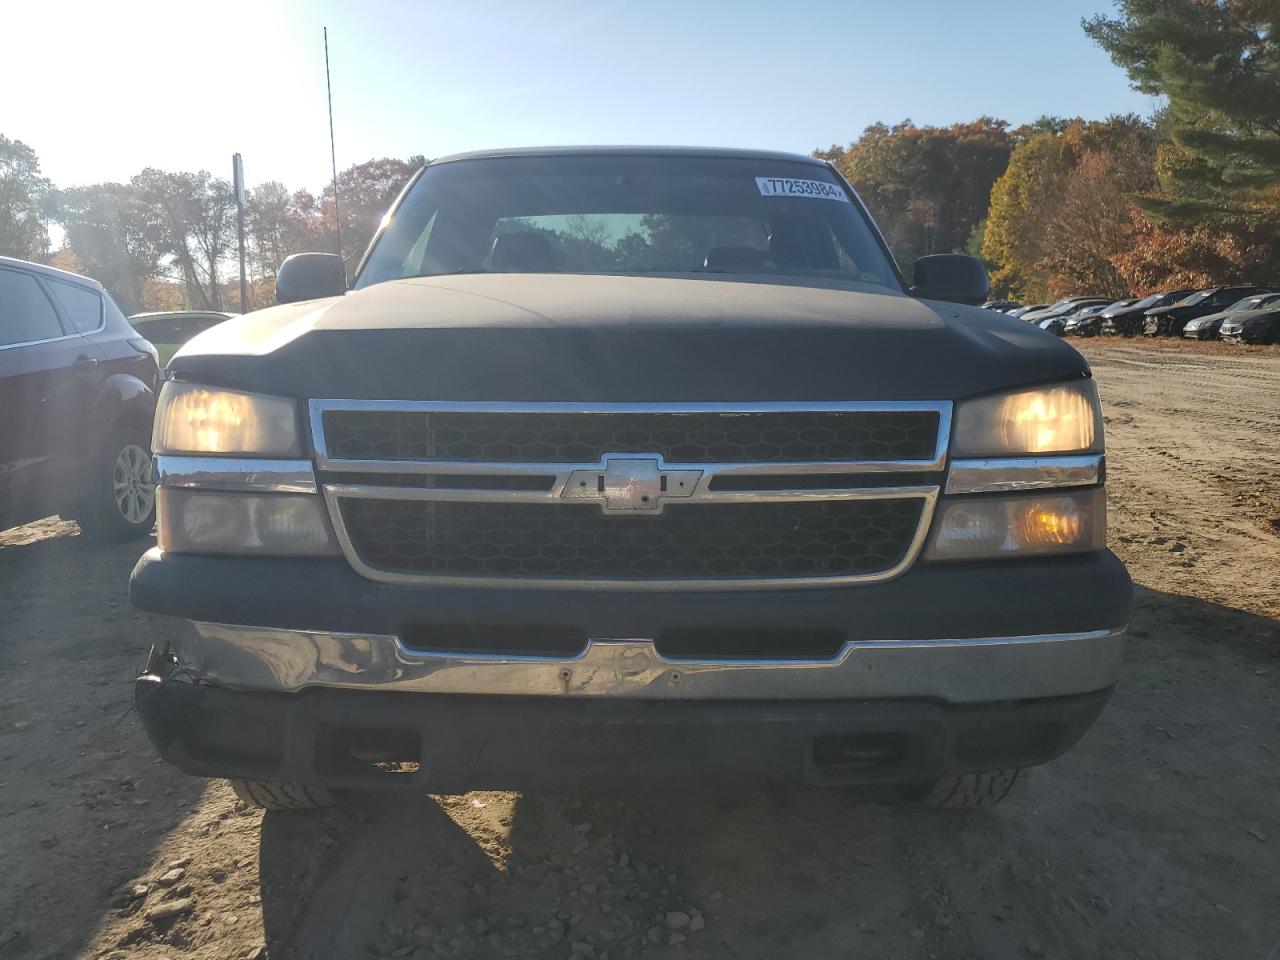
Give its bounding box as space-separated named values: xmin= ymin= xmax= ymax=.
xmin=561 ymin=455 xmax=703 ymax=514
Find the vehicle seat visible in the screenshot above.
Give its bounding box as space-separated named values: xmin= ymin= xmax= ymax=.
xmin=704 ymin=246 xmax=768 ymax=272
xmin=491 ymin=233 xmax=556 ymax=272
xmin=767 ymin=220 xmax=812 ymax=268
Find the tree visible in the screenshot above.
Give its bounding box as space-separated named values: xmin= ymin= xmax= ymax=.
xmin=982 ymin=116 xmax=1155 ymax=300
xmin=963 ymin=218 xmax=993 ymax=270
xmin=320 ymin=157 xmax=424 ymax=275
xmin=982 ymin=132 xmax=1074 ymax=300
xmin=1042 ymin=119 xmax=1157 ymax=297
xmin=0 ymin=135 xmax=51 ymax=260
xmin=821 ymin=119 xmax=1012 ymax=268
xmin=1111 ymin=211 xmax=1280 ymax=293
xmin=56 ymin=182 xmax=163 ymax=314
xmin=138 ymin=277 xmax=190 ymax=312
xmin=1040 ymin=152 xmax=1136 ymax=298
xmin=2 ymin=145 xmax=427 ymax=309
xmin=286 ymin=188 xmax=331 ymax=252
xmin=246 ymin=180 xmax=293 ymax=280
xmin=1084 ymin=1 xmax=1280 ymax=226
xmin=245 ymin=180 xmax=330 ymax=280
xmin=1011 ymin=116 xmax=1073 ymax=143
xmin=133 ymin=169 xmax=236 ymax=309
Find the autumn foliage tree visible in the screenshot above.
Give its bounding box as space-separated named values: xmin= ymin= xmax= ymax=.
xmin=983 ymin=116 xmax=1155 ymax=300
xmin=1112 ymin=212 xmax=1280 ymax=293
xmin=981 ymin=132 xmax=1072 ymax=300
xmin=818 ymin=119 xmax=1012 ymax=269
xmin=1040 ymin=152 xmax=1136 ymax=298
xmin=245 ymin=180 xmax=341 ymax=281
xmin=32 ymin=151 xmax=422 ymax=313
xmin=320 ymin=156 xmax=425 ymax=277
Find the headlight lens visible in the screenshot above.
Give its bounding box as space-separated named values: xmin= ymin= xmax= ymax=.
xmin=154 ymin=382 xmax=301 ymax=455
xmin=926 ymin=489 xmax=1105 ymax=560
xmin=952 ymin=381 xmax=1102 ymax=457
xmin=157 ymin=489 xmax=337 ymax=555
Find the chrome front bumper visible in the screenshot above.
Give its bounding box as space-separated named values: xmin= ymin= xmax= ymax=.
xmin=162 ymin=621 xmax=1126 ymax=703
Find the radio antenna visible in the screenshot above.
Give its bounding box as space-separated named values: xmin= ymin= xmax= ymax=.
xmin=324 ymin=26 xmax=342 ymax=262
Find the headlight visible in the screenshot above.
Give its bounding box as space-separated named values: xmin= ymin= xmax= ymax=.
xmin=157 ymin=489 xmax=337 ymax=555
xmin=926 ymin=489 xmax=1105 ymax=560
xmin=154 ymin=382 xmax=301 ymax=456
xmin=952 ymin=381 xmax=1102 ymax=457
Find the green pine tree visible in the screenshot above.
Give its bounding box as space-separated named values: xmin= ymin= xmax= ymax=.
xmin=1084 ymin=0 xmax=1280 ymax=226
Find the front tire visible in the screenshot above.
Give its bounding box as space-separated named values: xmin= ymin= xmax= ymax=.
xmin=74 ymin=425 xmax=156 ymax=541
xmin=229 ymin=779 xmax=337 ymax=811
xmin=74 ymin=427 xmax=156 ymax=542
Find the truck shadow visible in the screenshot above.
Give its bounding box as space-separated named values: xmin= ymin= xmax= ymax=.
xmin=256 ymin=586 xmax=1279 ymax=960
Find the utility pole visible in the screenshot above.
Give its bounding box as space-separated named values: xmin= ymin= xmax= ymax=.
xmin=232 ymin=152 xmax=249 ymax=312
xmin=324 ymin=27 xmax=342 ymax=264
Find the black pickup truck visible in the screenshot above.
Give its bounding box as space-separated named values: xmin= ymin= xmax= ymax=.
xmin=130 ymin=147 xmax=1131 ymax=809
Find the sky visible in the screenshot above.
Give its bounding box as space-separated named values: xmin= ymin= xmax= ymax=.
xmin=2 ymin=0 xmax=1155 ymax=195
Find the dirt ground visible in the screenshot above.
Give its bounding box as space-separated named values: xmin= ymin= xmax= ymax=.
xmin=1 ymin=338 xmax=1277 ymax=960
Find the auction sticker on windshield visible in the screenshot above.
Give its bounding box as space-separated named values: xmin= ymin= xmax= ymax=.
xmin=755 ymin=177 xmax=850 ymax=201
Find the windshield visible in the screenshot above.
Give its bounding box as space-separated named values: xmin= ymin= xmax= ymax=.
xmin=1230 ymin=295 xmax=1271 ymax=311
xmin=355 ymin=155 xmax=901 ymax=292
xmin=1128 ymin=293 xmax=1163 ymax=310
xmin=1179 ymin=290 xmax=1214 ymax=305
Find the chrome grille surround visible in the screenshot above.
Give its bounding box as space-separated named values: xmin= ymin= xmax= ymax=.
xmin=309 ymin=400 xmax=951 ymax=591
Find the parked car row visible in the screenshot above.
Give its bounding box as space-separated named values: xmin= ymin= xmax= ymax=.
xmin=1181 ymin=292 xmax=1280 ymax=342
xmin=982 ymin=285 xmax=1280 ymax=343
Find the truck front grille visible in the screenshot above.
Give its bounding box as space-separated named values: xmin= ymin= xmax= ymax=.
xmin=339 ymin=498 xmax=924 ymax=580
xmin=322 ymin=409 xmax=940 ymax=463
xmin=311 ymin=400 xmax=949 ymax=589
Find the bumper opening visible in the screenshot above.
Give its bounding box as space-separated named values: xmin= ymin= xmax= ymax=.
xmin=401 ymin=623 xmax=587 ymax=658
xmin=399 ymin=624 xmax=850 ymax=661
xmin=655 ymin=628 xmax=847 ymax=660
xmin=808 ymin=732 xmax=922 ymax=785
xmin=319 ymin=726 xmax=423 ymax=780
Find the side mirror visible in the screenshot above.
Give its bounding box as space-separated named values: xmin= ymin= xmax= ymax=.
xmin=909 ymin=254 xmax=989 ymax=306
xmin=276 ymin=253 xmax=346 ymax=304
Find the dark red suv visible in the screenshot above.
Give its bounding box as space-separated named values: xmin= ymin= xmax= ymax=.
xmin=0 ymin=256 xmax=159 ymax=539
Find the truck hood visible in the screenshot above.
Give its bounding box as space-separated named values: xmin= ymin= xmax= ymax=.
xmin=1101 ymin=303 xmax=1150 ymax=320
xmin=1145 ymin=302 xmax=1206 ymax=319
xmin=171 ymin=274 xmax=1089 ymax=402
xmin=1186 ymin=310 xmax=1232 ymax=328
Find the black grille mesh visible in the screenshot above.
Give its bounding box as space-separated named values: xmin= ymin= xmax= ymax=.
xmin=323 ymin=409 xmax=939 ymax=463
xmin=339 ymin=498 xmax=923 ymax=580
